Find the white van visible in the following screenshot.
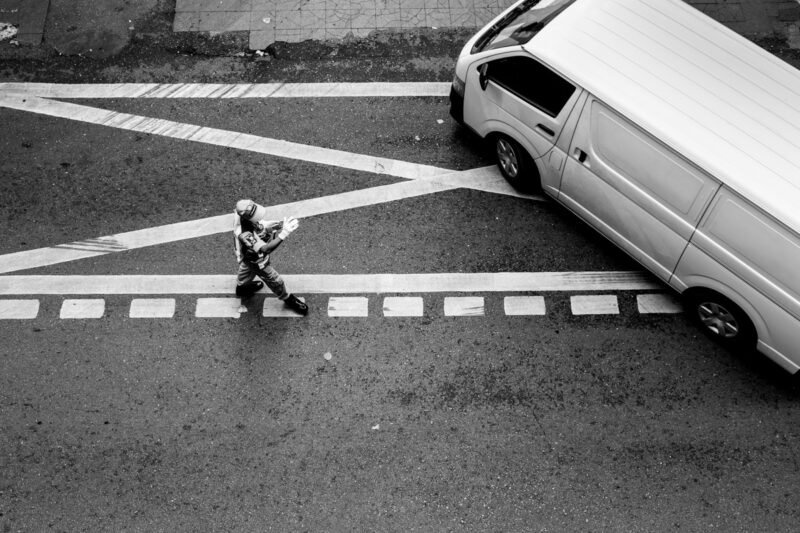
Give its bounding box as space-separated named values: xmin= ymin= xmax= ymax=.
xmin=449 ymin=0 xmax=800 ymax=372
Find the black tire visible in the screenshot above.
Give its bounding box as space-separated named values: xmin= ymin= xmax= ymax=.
xmin=493 ymin=134 xmax=541 ymax=193
xmin=684 ymin=289 xmax=757 ymax=353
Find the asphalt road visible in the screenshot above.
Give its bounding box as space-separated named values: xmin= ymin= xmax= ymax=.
xmin=2 ymin=31 xmax=800 ymax=533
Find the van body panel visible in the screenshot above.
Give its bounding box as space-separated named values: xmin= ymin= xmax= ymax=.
xmin=674 ymin=243 xmax=800 ymax=373
xmin=527 ymin=0 xmax=800 ymax=236
xmin=558 ymin=99 xmax=720 ymax=280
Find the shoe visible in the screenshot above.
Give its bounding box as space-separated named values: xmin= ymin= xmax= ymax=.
xmin=284 ymin=294 xmax=308 ymax=315
xmin=235 ymin=280 xmax=263 ymax=297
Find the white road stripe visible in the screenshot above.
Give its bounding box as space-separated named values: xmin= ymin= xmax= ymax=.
xmin=570 ymin=295 xmax=619 ymax=315
xmin=0 ymin=272 xmax=661 ymax=295
xmin=262 ymin=297 xmax=305 ymax=317
xmin=0 ymin=82 xmax=451 ymax=99
xmin=328 ymin=297 xmax=369 ymax=317
xmin=0 ymin=95 xmax=448 ymax=180
xmin=60 ymin=299 xmax=105 ymax=319
xmin=444 ymin=297 xmax=485 ymax=316
xmin=195 ymin=298 xmax=242 ymax=318
xmin=0 ymin=170 xmax=523 ymax=275
xmin=129 ymin=298 xmax=176 ymax=318
xmin=637 ymin=293 xmax=683 ymax=314
xmin=504 ymin=296 xmax=546 ymax=316
xmin=383 ymin=296 xmax=424 ymax=317
xmin=0 ymin=299 xmax=40 ymax=319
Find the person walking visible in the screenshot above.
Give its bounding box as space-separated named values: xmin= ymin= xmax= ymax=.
xmin=233 ymin=199 xmax=308 ymax=315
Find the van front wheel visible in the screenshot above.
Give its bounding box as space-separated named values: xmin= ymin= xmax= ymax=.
xmin=684 ymin=289 xmax=756 ymax=353
xmin=493 ymin=135 xmax=541 ymax=193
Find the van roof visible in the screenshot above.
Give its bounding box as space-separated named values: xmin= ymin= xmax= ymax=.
xmin=527 ymin=0 xmax=800 ymax=234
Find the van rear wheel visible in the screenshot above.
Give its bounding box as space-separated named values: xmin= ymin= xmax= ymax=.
xmin=493 ymin=135 xmax=541 ymax=193
xmin=684 ymin=289 xmax=756 ymax=353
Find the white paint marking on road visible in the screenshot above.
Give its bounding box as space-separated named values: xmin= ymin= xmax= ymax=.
xmin=60 ymin=299 xmax=105 ymax=319
xmin=503 ymin=296 xmax=546 ymax=316
xmin=328 ymin=297 xmax=369 ymax=317
xmin=262 ymin=297 xmax=305 ymax=317
xmin=0 ymin=82 xmax=451 ymax=99
xmin=129 ymin=298 xmax=176 ymax=318
xmin=0 ymin=168 xmax=539 ymax=275
xmin=195 ymin=298 xmax=242 ymax=318
xmin=0 ymin=272 xmax=661 ymax=295
xmin=637 ymin=293 xmax=683 ymax=314
xmin=571 ymin=295 xmax=619 ymax=315
xmin=0 ymin=299 xmax=40 ymax=319
xmin=0 ymin=95 xmax=448 ymax=180
xmin=444 ymin=297 xmax=484 ymax=316
xmin=383 ymin=296 xmax=424 ymax=317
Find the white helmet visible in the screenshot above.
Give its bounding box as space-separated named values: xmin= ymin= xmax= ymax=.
xmin=235 ymin=199 xmax=266 ymax=221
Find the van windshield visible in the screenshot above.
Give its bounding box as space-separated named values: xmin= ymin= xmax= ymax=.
xmin=471 ymin=0 xmax=578 ymax=53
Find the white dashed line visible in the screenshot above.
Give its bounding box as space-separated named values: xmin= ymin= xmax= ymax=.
xmin=637 ymin=293 xmax=683 ymax=314
xmin=60 ymin=299 xmax=105 ymax=319
xmin=504 ymin=296 xmax=546 ymax=316
xmin=0 ymin=299 xmax=39 ymax=319
xmin=129 ymin=298 xmax=176 ymax=318
xmin=195 ymin=298 xmax=243 ymax=318
xmin=262 ymin=298 xmax=306 ymax=317
xmin=383 ymin=297 xmax=424 ymax=317
xmin=570 ymin=295 xmax=619 ymax=315
xmin=444 ymin=297 xmax=485 ymax=316
xmin=328 ymin=297 xmax=369 ymax=317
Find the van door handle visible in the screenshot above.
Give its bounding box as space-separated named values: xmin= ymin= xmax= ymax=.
xmin=574 ymin=147 xmax=588 ymax=164
xmin=536 ymin=124 xmax=555 ymax=136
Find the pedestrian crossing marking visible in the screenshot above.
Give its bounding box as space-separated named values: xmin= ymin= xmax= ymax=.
xmin=570 ymin=295 xmax=620 ymax=315
xmin=504 ymin=296 xmax=546 ymax=316
xmin=328 ymin=297 xmax=369 ymax=317
xmin=60 ymin=299 xmax=105 ymax=319
xmin=444 ymin=297 xmax=485 ymax=316
xmin=637 ymin=293 xmax=682 ymax=314
xmin=262 ymin=298 xmax=305 ymax=317
xmin=383 ymin=297 xmax=424 ymax=317
xmin=195 ymin=298 xmax=243 ymax=318
xmin=129 ymin=298 xmax=176 ymax=318
xmin=0 ymin=293 xmax=687 ymax=320
xmin=0 ymin=299 xmax=39 ymax=319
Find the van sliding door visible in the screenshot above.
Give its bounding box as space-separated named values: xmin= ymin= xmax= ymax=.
xmin=557 ymin=99 xmax=720 ymax=281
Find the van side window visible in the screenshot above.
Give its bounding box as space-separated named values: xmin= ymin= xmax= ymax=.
xmin=485 ymin=56 xmax=576 ymax=117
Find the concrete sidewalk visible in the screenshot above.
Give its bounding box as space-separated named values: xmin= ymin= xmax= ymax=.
xmin=172 ymin=0 xmax=800 ymax=50
xmin=1 ymin=0 xmax=799 ymax=54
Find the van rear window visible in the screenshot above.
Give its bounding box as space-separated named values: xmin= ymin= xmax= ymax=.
xmin=472 ymin=0 xmax=578 ymax=53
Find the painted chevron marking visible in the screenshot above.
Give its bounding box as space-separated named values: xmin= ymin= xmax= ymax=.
xmin=0 ymin=272 xmax=662 ymax=295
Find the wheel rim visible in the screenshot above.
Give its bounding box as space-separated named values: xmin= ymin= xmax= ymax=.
xmin=697 ymin=301 xmax=739 ymax=338
xmin=496 ymin=138 xmax=519 ymax=178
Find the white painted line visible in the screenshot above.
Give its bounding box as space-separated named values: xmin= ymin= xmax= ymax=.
xmin=444 ymin=297 xmax=484 ymax=316
xmin=0 ymin=82 xmax=452 ymax=99
xmin=571 ymin=295 xmax=619 ymax=315
xmin=637 ymin=293 xmax=683 ymax=314
xmin=60 ymin=299 xmax=105 ymax=319
xmin=129 ymin=298 xmax=176 ymax=318
xmin=0 ymin=95 xmax=448 ymax=180
xmin=0 ymin=272 xmax=661 ymax=295
xmin=328 ymin=297 xmax=369 ymax=317
xmin=195 ymin=298 xmax=242 ymax=318
xmin=262 ymin=297 xmax=305 ymax=317
xmin=383 ymin=296 xmax=424 ymax=317
xmin=504 ymin=296 xmax=546 ymax=316
xmin=0 ymin=299 xmax=40 ymax=319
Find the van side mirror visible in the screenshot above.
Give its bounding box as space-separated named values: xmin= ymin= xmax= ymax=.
xmin=478 ymin=64 xmax=489 ymax=90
